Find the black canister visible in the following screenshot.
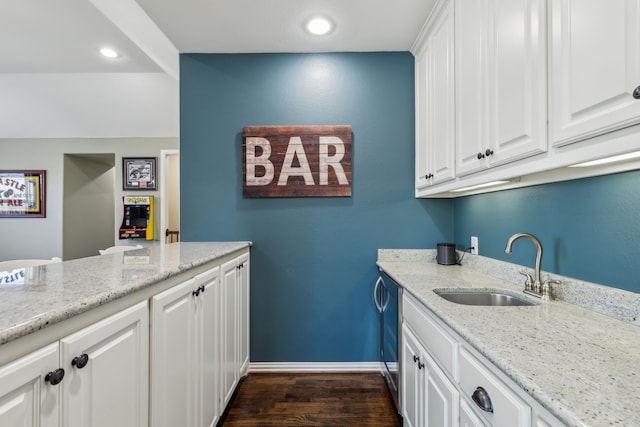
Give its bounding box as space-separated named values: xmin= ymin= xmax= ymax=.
xmin=436 ymin=243 xmax=458 ymax=265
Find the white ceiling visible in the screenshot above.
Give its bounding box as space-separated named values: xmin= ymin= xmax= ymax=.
xmin=0 ymin=0 xmax=436 ymax=73
xmin=136 ymin=0 xmax=436 ymax=54
xmin=0 ymin=0 xmax=436 ymax=138
xmin=0 ymin=0 xmax=161 ymax=73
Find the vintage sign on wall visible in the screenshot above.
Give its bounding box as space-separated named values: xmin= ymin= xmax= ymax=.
xmin=0 ymin=170 xmax=46 ymax=218
xmin=242 ymin=125 xmax=352 ymax=197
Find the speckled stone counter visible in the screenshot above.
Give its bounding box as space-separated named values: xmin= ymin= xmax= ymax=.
xmin=378 ymin=249 xmax=640 ymax=427
xmin=0 ymin=242 xmax=251 ymax=346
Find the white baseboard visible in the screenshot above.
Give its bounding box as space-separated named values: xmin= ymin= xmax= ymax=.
xmin=249 ymin=362 xmax=383 ymax=373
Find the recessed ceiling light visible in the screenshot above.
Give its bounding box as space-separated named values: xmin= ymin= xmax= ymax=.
xmin=305 ymin=16 xmax=334 ymax=36
xmin=100 ymin=48 xmax=119 ymax=59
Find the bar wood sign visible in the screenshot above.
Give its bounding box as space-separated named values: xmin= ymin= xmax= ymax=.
xmin=242 ymin=125 xmax=352 ymax=198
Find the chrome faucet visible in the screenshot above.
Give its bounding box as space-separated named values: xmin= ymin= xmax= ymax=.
xmin=505 ymin=233 xmax=545 ymax=298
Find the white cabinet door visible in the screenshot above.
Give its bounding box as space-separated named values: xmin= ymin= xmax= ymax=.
xmin=415 ymin=0 xmax=455 ymax=190
xmin=237 ymin=253 xmax=250 ymax=377
xmin=402 ymin=325 xmax=458 ymax=427
xmin=489 ymin=0 xmax=547 ymax=165
xmin=0 ymin=343 xmax=60 ymax=427
xmin=402 ymin=326 xmax=422 ymax=427
xmin=152 ymin=256 xmax=246 ymax=427
xmin=427 ymin=0 xmax=456 ymax=186
xmin=151 ymin=278 xmax=198 ymax=427
xmin=456 ymin=0 xmax=547 ymax=176
xmin=415 ymin=45 xmax=430 ymax=190
xmin=550 ymin=0 xmax=640 ymax=146
xmin=61 ymin=301 xmax=149 ymax=427
xmin=194 ymin=267 xmax=221 ymax=427
xmin=424 ymin=350 xmax=459 ymax=427
xmin=460 ymin=399 xmax=486 ymax=427
xmin=455 ymin=0 xmax=489 ymax=176
xmin=221 ymin=258 xmax=239 ymax=408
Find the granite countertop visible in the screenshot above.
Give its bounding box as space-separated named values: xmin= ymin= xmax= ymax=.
xmin=0 ymin=242 xmax=251 ymax=346
xmin=377 ymin=249 xmax=640 ymax=427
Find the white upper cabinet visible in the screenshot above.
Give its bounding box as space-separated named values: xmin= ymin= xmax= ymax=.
xmin=455 ymin=0 xmax=547 ymax=176
xmin=489 ymin=0 xmax=547 ymax=161
xmin=454 ymin=0 xmax=489 ymax=176
xmin=415 ymin=0 xmax=456 ymax=191
xmin=549 ymin=0 xmax=640 ymax=146
xmin=416 ymin=0 xmax=640 ymax=196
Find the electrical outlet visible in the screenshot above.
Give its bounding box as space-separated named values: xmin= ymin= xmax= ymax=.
xmin=471 ymin=236 xmax=478 ymax=255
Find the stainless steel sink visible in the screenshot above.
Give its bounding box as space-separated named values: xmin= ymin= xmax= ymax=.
xmin=434 ymin=289 xmax=540 ymax=306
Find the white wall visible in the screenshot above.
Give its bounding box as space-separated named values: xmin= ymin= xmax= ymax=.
xmin=0 ymin=138 xmax=178 ymax=261
xmin=0 ymin=73 xmax=178 ymax=138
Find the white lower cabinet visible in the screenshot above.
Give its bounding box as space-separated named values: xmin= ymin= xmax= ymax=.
xmin=460 ymin=399 xmax=486 ymax=427
xmin=401 ymin=293 xmax=562 ymax=427
xmin=0 ymin=301 xmax=149 ymax=427
xmin=0 ymin=343 xmax=60 ymax=427
xmin=151 ymin=249 xmax=250 ymax=427
xmin=402 ymin=325 xmax=459 ymax=427
xmin=458 ymin=347 xmax=530 ymax=426
xmin=220 ymin=252 xmax=250 ymax=409
xmin=151 ymin=267 xmax=220 ymax=427
xmin=237 ymin=252 xmax=250 ymax=377
xmin=0 ymin=249 xmax=250 ymax=427
xmin=402 ymin=325 xmax=422 ymax=427
xmin=61 ymin=301 xmax=149 ymax=427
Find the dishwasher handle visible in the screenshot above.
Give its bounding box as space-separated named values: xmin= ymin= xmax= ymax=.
xmin=373 ymin=276 xmax=384 ymax=312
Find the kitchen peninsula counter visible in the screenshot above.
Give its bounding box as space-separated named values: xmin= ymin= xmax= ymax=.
xmin=0 ymin=242 xmax=251 ymax=350
xmin=377 ymin=249 xmax=640 ymax=427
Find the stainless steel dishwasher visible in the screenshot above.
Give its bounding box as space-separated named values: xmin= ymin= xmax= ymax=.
xmin=374 ymin=270 xmax=401 ymax=413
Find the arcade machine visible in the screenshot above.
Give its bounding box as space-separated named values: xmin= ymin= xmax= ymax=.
xmin=119 ymin=196 xmax=154 ymax=240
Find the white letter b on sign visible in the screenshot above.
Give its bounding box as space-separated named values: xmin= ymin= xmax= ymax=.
xmin=246 ymin=137 xmax=274 ymax=186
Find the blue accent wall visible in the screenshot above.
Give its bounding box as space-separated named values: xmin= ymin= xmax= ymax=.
xmin=453 ymin=171 xmax=640 ymax=294
xmin=180 ymin=53 xmax=452 ymax=362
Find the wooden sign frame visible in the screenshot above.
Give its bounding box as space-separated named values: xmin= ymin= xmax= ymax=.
xmin=242 ymin=125 xmax=352 ymax=198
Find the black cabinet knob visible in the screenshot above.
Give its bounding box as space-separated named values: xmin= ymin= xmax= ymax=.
xmin=485 ymin=149 xmax=494 ymax=157
xmin=193 ymin=285 xmax=206 ymax=297
xmin=477 ymin=152 xmax=485 ymax=160
xmin=418 ymin=361 xmax=425 ymax=370
xmin=72 ymin=353 xmax=89 ymax=369
xmin=44 ymin=368 xmax=65 ymax=385
xmin=634 ymin=85 xmax=640 ymax=99
xmin=413 ymin=355 xmax=419 ymax=363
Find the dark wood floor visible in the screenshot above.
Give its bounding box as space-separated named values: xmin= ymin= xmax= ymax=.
xmin=219 ymin=372 xmax=402 ymax=426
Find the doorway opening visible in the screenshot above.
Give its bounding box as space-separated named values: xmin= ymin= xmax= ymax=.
xmin=160 ymin=150 xmax=180 ymax=243
xmin=62 ymin=153 xmax=116 ymax=260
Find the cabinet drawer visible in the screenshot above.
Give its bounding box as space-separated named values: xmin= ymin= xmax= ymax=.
xmin=403 ymin=293 xmax=458 ymax=378
xmin=459 ymin=347 xmax=531 ymax=426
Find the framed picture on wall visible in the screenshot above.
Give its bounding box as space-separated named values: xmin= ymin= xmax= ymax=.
xmin=0 ymin=170 xmax=46 ymax=218
xmin=123 ymin=157 xmax=157 ymax=190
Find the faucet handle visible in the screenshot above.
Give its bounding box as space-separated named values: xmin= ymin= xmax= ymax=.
xmin=541 ymin=278 xmax=562 ymax=300
xmin=519 ymin=270 xmax=533 ymax=290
